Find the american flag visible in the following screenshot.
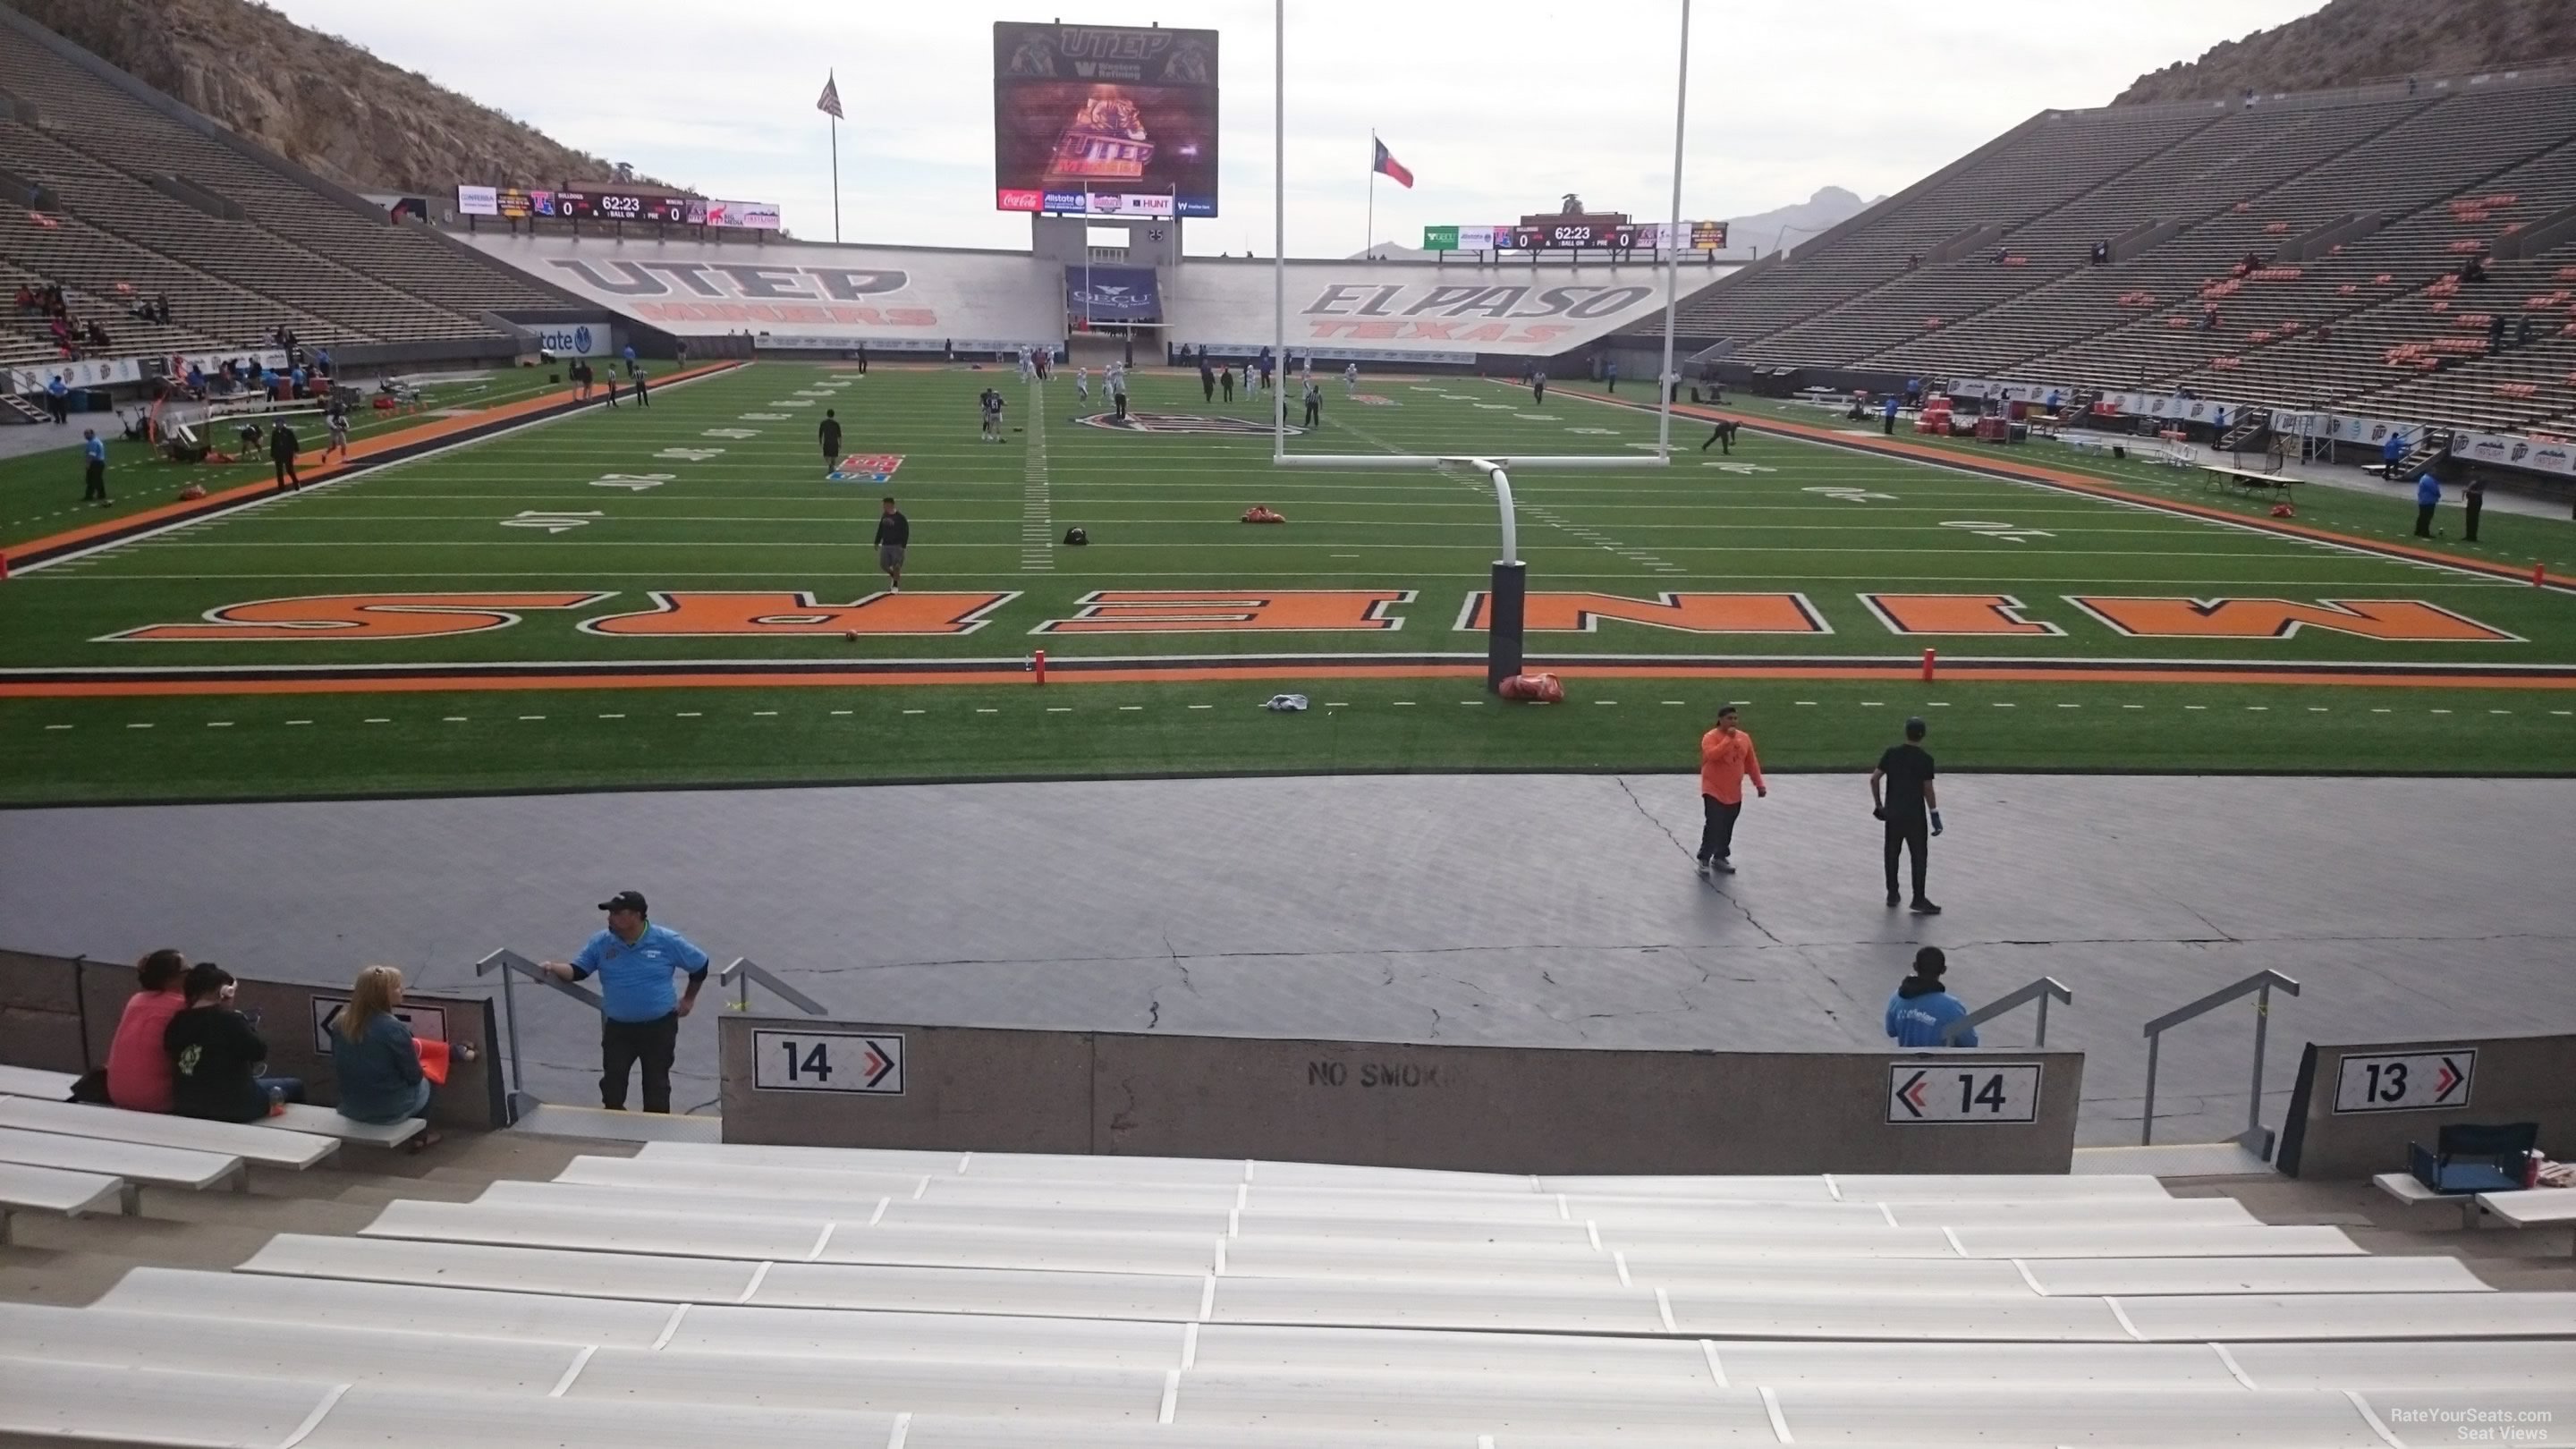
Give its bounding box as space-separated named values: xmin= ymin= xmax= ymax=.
xmin=816 ymin=74 xmax=844 ymax=120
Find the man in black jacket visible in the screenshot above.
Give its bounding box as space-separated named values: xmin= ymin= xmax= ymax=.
xmin=874 ymin=496 xmax=910 ymax=592
xmin=819 ymin=409 xmax=843 ymax=477
xmin=269 ymin=419 xmax=301 ymax=490
xmin=165 ymin=962 xmax=303 ymax=1121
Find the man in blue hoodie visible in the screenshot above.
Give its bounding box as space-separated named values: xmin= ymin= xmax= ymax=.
xmin=2380 ymin=429 xmax=2406 ymax=480
xmin=2413 ymin=470 xmax=2441 ymax=538
xmin=1886 ymin=947 xmax=1976 ymax=1047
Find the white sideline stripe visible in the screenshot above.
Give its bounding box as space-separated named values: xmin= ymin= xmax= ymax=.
xmin=2012 ymin=1258 xmax=2046 ymax=1296
xmin=2210 ymin=1342 xmax=2255 ymax=1390
xmin=1614 ymin=1250 xmax=1631 ymax=1287
xmin=276 ymin=1382 xmax=350 ymax=1449
xmin=1198 ymin=1273 xmax=1217 ymax=1321
xmin=2106 ymin=1296 xmax=2146 ymax=1342
xmin=1941 ymin=1225 xmax=1967 ymax=1258
xmin=649 ymin=1302 xmax=690 ymax=1350
xmin=1655 ymin=1286 xmax=1677 ymax=1334
xmin=1700 ymin=1338 xmax=1728 ymax=1387
xmin=807 ymin=1223 xmax=836 ymax=1260
xmin=886 ymin=1410 xmax=912 ymax=1449
xmin=1159 ymin=1367 xmax=1182 ymax=1422
xmin=546 ymin=1343 xmax=597 ymax=1397
xmin=734 ymin=1260 xmax=773 ymax=1303
xmin=867 ymin=1197 xmax=888 ymax=1227
xmin=2347 ymin=1390 xmax=2406 ymax=1448
xmin=1181 ymin=1321 xmax=1199 ymax=1369
xmin=1760 ymin=1385 xmax=1795 ymax=1444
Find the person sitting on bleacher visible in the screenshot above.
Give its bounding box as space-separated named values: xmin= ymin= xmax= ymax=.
xmin=1885 ymin=947 xmax=1977 ymax=1047
xmin=165 ymin=962 xmax=303 ymax=1122
xmin=331 ymin=965 xmax=438 ymax=1145
xmin=105 ymin=949 xmax=191 ymax=1113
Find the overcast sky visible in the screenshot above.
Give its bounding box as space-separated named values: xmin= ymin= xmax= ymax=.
xmin=270 ymin=0 xmax=2320 ymax=256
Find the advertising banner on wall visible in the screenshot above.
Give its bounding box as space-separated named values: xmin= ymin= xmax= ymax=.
xmin=456 ymin=184 xmax=498 ymax=216
xmin=704 ymin=199 xmax=784 ymax=231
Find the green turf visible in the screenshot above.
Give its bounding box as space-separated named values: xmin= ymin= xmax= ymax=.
xmin=0 ymin=368 xmax=573 ymax=551
xmin=1 ymin=360 xmax=2571 ymax=804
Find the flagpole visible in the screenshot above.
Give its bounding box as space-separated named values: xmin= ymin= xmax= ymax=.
xmin=1365 ymin=133 xmax=1375 ymax=259
xmin=830 ymin=109 xmax=842 ymax=244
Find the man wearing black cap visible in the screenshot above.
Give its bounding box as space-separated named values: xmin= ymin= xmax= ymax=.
xmin=1869 ymin=716 xmax=1944 ymax=914
xmin=536 ymin=891 xmax=710 ymax=1113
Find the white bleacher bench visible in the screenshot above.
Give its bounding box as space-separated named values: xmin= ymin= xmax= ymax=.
xmin=0 ymin=1063 xmax=76 ymax=1100
xmin=2374 ymin=1170 xmax=2482 ymax=1228
xmin=0 ymin=1096 xmax=335 ymax=1169
xmin=0 ymin=1161 xmax=127 ymax=1242
xmin=0 ymin=1063 xmax=419 ymax=1147
xmin=0 ymin=1124 xmax=244 ymax=1204
xmin=2475 ymin=1188 xmax=2576 ymax=1252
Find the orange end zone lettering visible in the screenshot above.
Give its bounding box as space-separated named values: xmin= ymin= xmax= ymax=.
xmin=1037 ymin=590 xmax=1411 ymax=634
xmin=105 ymin=592 xmax=612 ymax=642
xmin=1860 ymin=594 xmax=2063 ymax=636
xmin=1461 ymin=592 xmax=1828 ymax=634
xmin=581 ymin=591 xmax=1014 ymax=636
xmin=2067 ymin=597 xmax=2519 ymax=642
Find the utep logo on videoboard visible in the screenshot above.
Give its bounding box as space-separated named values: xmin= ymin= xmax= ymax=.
xmin=827 ymin=453 xmax=904 ymax=484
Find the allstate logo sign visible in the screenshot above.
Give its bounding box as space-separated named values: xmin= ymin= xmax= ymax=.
xmin=536 ymin=324 xmax=607 ymax=356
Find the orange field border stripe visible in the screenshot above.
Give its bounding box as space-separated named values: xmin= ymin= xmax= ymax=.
xmin=1558 ymin=387 xmax=2576 ymax=590
xmin=5 ymin=660 xmax=2574 ymax=699
xmin=7 ymin=361 xmax=741 ymax=564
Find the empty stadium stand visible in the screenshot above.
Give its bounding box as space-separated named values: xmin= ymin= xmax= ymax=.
xmin=1 ymin=1130 xmax=2568 ymax=1447
xmin=0 ymin=6 xmax=569 ymax=370
xmin=1648 ymin=65 xmax=2576 ymax=436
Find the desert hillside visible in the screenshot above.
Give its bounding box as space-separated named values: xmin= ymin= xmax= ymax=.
xmin=2119 ymin=0 xmax=2576 ymax=104
xmin=4 ymin=0 xmax=659 ymax=193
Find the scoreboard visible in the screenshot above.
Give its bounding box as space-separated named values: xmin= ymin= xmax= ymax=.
xmin=1511 ymin=219 xmax=1644 ymax=251
xmin=536 ymin=190 xmax=698 ymax=223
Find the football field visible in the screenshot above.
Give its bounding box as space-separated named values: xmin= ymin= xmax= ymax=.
xmin=2 ymin=360 xmax=2571 ymax=804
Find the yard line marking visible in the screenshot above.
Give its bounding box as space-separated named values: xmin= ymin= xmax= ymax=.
xmin=206 ymin=721 xmax=233 ymax=728
xmin=2185 ymin=705 xmax=2207 ymax=710
xmin=2372 ymin=708 xmax=2391 ymax=713
xmin=1795 ymin=700 xmax=1817 ymax=706
xmin=902 ymin=708 xmax=926 ymax=715
xmin=363 ymin=716 xmax=390 ymax=724
xmin=519 ymin=715 xmax=547 ymax=721
xmin=830 ymin=709 xmax=852 ymax=716
xmin=2490 ymin=709 xmax=2511 ymax=715
xmin=1047 ymin=707 xmax=1072 ymax=713
xmin=443 ymin=716 xmax=468 ymax=722
xmin=600 ymin=713 xmax=627 ymax=719
xmin=2123 ymin=704 xmax=2145 ymax=709
xmin=1325 ymin=701 xmax=1350 ymax=707
xmin=286 ymin=719 xmax=311 ymax=725
xmin=1020 ymin=380 xmax=1055 ymax=571
xmin=1663 ymin=699 xmax=1686 ymax=706
xmin=2431 ymin=708 xmax=2453 ymax=715
xmin=677 ymin=711 xmax=703 ymax=717
xmin=125 ymin=722 xmax=152 ymax=729
xmin=43 ymin=724 xmax=71 ymax=731
xmin=975 ymin=708 xmax=998 ymax=714
xmin=1119 ymin=705 xmax=1143 ymax=711
xmin=2056 ymin=703 xmax=2081 ymax=708
xmin=1189 ymin=704 xmax=1213 ymax=709
xmin=753 ymin=710 xmax=778 ymax=716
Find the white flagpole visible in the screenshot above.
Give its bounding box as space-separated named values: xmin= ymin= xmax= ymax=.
xmin=828 ymin=71 xmax=843 ymax=245
xmin=1655 ymin=0 xmax=1690 ymax=460
xmin=1366 ymin=133 xmax=1376 ymax=260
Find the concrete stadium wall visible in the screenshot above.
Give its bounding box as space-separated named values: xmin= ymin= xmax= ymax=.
xmin=2275 ymin=1031 xmax=2576 ymax=1180
xmin=718 ymin=1015 xmax=2083 ymax=1174
xmin=0 ymin=947 xmax=505 ymax=1130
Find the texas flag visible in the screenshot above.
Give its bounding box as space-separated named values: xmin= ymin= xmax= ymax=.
xmin=816 ymin=73 xmax=844 ymax=120
xmin=1371 ymin=137 xmax=1413 ymax=189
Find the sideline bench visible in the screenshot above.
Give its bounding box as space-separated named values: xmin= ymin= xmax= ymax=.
xmin=0 ymin=1125 xmax=244 ymax=1204
xmin=2201 ymin=462 xmax=2296 ymax=498
xmin=0 ymin=1096 xmax=335 ymax=1169
xmin=0 ymin=1161 xmax=127 ymax=1241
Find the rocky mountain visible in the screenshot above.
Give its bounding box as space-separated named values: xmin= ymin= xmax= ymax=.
xmin=2118 ymin=0 xmax=2576 ymax=105
xmin=4 ymin=0 xmax=658 ymax=194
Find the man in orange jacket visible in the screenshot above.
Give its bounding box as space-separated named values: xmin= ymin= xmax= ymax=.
xmin=1696 ymin=704 xmax=1767 ymax=876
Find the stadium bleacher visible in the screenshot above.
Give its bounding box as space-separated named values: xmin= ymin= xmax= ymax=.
xmin=0 ymin=15 xmax=566 ymax=371
xmin=1 ymin=1139 xmax=2568 ymax=1446
xmin=1650 ymin=67 xmax=2576 ymax=437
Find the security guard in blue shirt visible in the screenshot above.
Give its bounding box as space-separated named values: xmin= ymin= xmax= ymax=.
xmin=538 ymin=890 xmax=709 ymax=1113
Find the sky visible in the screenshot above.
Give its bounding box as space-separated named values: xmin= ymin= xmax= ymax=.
xmin=268 ymin=0 xmax=2323 ymax=257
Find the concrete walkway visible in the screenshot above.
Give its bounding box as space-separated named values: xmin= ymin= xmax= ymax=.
xmin=3 ymin=773 xmax=2569 ymax=1148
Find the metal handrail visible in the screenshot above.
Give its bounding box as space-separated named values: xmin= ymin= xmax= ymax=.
xmin=2140 ymin=969 xmax=2301 ymax=1153
xmin=472 ymin=947 xmax=601 ymax=1120
xmin=1942 ymin=976 xmax=2072 ymax=1046
xmin=719 ymin=957 xmax=826 ymax=1016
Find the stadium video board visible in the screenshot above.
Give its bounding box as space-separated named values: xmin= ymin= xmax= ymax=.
xmin=993 ymin=21 xmax=1219 ymax=219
